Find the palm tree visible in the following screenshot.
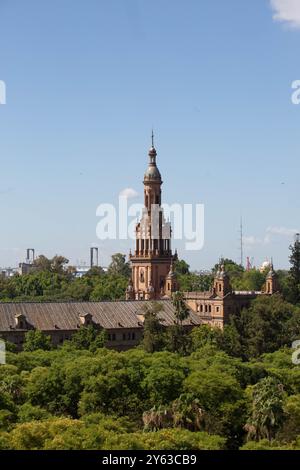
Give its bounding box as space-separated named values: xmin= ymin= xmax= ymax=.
xmin=171 ymin=393 xmax=206 ymax=431
xmin=245 ymin=377 xmax=285 ymax=441
xmin=172 ymin=291 xmax=190 ymax=326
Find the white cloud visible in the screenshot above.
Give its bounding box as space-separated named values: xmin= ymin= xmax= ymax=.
xmin=244 ymin=226 xmax=299 ymax=247
xmin=270 ymin=0 xmax=300 ymax=28
xmin=244 ymin=236 xmax=262 ymax=246
xmin=266 ymin=226 xmax=299 ymax=237
xmin=119 ymin=188 xmax=139 ymax=199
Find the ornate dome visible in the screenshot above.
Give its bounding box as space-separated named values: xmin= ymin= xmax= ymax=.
xmin=144 ymin=164 xmax=161 ymax=181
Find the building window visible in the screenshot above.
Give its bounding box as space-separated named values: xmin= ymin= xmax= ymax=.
xmin=132 ymin=332 xmax=135 ymax=340
xmin=216 ymin=306 xmax=220 ymax=313
xmin=200 ymin=304 xmax=203 ymax=312
xmin=112 ymin=333 xmax=116 ymax=341
xmin=123 ymin=333 xmax=126 ymax=340
xmin=209 ymin=305 xmax=212 ymax=313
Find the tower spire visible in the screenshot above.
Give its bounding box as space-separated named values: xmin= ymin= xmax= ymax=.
xmin=151 ymin=129 xmax=154 ymax=148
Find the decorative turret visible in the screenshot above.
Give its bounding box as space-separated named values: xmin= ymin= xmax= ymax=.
xmin=213 ymin=263 xmax=232 ymax=297
xmin=14 ymin=313 xmax=27 ymax=330
xmin=165 ymin=261 xmax=178 ymax=296
xmin=125 ymin=279 xmax=135 ymax=300
xmin=144 ymin=131 xmax=162 ymax=185
xmin=265 ymin=259 xmax=279 ymax=294
xmin=145 ymin=280 xmax=155 ymax=300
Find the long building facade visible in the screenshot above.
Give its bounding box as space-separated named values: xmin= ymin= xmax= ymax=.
xmin=0 ymin=300 xmax=201 ymax=351
xmin=184 ymin=263 xmax=279 ymax=328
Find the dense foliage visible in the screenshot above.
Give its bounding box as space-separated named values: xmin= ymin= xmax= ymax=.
xmin=1 ymin=334 xmax=300 ymax=450
xmin=0 ymin=253 xmax=129 ymax=302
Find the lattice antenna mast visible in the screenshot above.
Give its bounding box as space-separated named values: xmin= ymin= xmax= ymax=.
xmin=240 ymin=217 xmax=244 ymax=268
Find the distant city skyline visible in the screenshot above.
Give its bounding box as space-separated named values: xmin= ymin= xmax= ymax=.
xmin=0 ymin=1 xmax=300 ymax=270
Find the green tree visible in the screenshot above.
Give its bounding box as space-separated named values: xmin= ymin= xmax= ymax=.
xmin=234 ymin=269 xmax=266 ymax=291
xmin=141 ymin=302 xmax=166 ymax=353
xmin=245 ymin=377 xmax=285 ymax=442
xmin=177 ymin=272 xmax=212 ymax=292
xmin=62 ymin=278 xmax=92 ymax=301
xmin=233 ymin=294 xmax=295 ymax=359
xmin=70 ymin=326 xmax=106 ymax=351
xmin=184 ymin=369 xmax=243 ymax=413
xmin=50 ymin=256 xmax=69 ymax=274
xmin=141 ymin=352 xmax=186 ymax=406
xmin=17 ymin=403 xmax=51 ymax=423
xmin=32 ymin=255 xmax=52 ymax=272
xmin=172 ymin=291 xmax=189 ymax=325
xmin=107 ymin=253 xmax=130 ymax=277
xmin=288 ymin=234 xmax=300 ymax=303
xmin=23 ymin=331 xmax=52 ymax=352
xmin=213 ymin=258 xmax=244 ymax=286
xmin=85 ymin=266 xmax=105 ymax=277
xmin=174 ymin=259 xmax=190 ymax=275
xmin=33 ymin=255 xmax=69 ymax=274
xmin=103 ymin=428 xmax=225 ymax=450
xmin=166 ymin=292 xmax=191 ymax=355
xmin=276 ymin=394 xmax=300 ymax=443
xmin=90 ymin=274 xmax=128 ymax=301
xmin=190 ymin=324 xmax=223 ymax=351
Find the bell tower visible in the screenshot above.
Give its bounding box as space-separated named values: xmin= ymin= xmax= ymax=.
xmin=126 ymin=134 xmax=177 ymax=300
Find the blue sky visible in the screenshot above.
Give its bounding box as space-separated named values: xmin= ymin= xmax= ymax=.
xmin=0 ymin=0 xmax=300 ymax=270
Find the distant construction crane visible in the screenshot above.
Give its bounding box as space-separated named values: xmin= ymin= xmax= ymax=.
xmin=246 ymin=256 xmax=251 ymax=271
xmin=240 ymin=217 xmax=243 ymax=268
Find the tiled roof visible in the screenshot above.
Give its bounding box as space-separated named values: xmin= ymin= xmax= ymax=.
xmin=0 ymin=300 xmax=202 ymax=332
xmin=184 ymin=291 xmax=215 ymax=299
